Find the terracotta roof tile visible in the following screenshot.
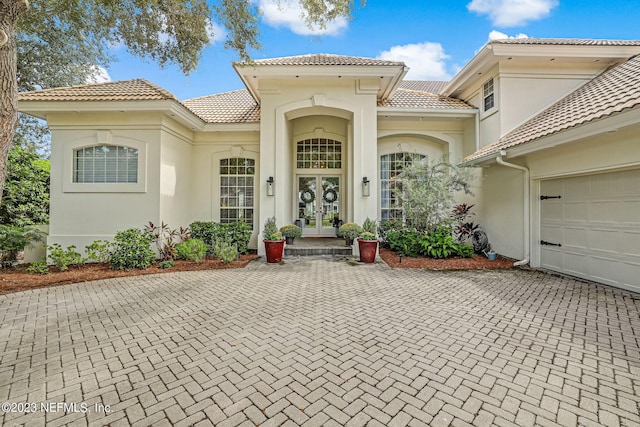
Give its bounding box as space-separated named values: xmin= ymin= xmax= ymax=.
xmin=238 ymin=54 xmax=404 ymax=67
xmin=399 ymin=80 xmax=448 ymax=94
xmin=18 ymin=79 xmax=176 ymax=101
xmin=466 ymin=55 xmax=640 ymax=161
xmin=380 ymin=88 xmax=473 ymax=109
xmin=490 ymin=38 xmax=640 ymax=46
xmin=182 ymin=90 xmax=260 ymax=124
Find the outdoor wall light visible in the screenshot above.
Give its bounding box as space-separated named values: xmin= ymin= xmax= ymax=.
xmin=362 ymin=176 xmax=370 ymax=197
xmin=266 ymin=176 xmax=274 ymax=196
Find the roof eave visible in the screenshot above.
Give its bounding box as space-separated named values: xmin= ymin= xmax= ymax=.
xmin=442 ymin=44 xmax=494 ymax=96
xmin=377 ymin=107 xmax=477 ymax=118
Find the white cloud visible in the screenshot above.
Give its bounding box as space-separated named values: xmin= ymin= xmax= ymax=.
xmin=467 ymin=0 xmax=558 ymax=27
xmin=87 ymin=66 xmax=111 ymax=84
xmin=207 ymin=20 xmax=227 ymax=44
xmin=488 ymin=30 xmax=529 ymax=40
xmin=377 ymin=42 xmax=452 ymax=81
xmin=256 ymin=0 xmax=348 ymax=36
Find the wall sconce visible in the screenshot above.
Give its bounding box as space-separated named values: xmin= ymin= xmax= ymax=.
xmin=362 ymin=176 xmax=370 ymax=197
xmin=266 ymin=176 xmax=274 ymax=196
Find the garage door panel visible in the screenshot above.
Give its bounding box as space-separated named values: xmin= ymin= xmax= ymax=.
xmin=589 ymin=229 xmax=619 ymax=254
xmin=563 ymin=176 xmax=589 ymax=200
xmin=563 ymin=252 xmax=590 ymax=278
xmin=540 ymin=169 xmax=640 ymax=289
xmin=564 ymin=202 xmax=588 ymax=222
xmin=589 ymin=257 xmax=620 ymax=286
xmin=541 ymin=203 xmax=563 ymax=222
xmin=564 ymin=227 xmax=587 ymax=249
xmin=621 ymin=169 xmax=640 ymax=195
xmin=621 ymin=262 xmax=640 ymax=293
xmin=621 ymin=201 xmax=640 ymax=224
xmin=622 ymin=231 xmax=640 ymax=258
xmin=590 ymin=201 xmax=619 ymax=223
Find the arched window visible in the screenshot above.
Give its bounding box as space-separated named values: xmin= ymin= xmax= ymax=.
xmin=380 ymin=152 xmax=426 ymax=222
xmin=73 ymin=145 xmax=138 ymax=183
xmin=220 ymin=158 xmax=255 ymax=227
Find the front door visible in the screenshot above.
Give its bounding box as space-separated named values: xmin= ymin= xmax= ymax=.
xmin=297 ymin=176 xmax=341 ymax=236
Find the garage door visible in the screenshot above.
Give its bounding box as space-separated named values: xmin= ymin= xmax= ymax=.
xmin=540 ymin=169 xmax=640 ymax=292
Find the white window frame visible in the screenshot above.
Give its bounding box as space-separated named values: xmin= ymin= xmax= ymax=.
xmin=219 ymin=157 xmax=256 ymax=228
xmin=63 ymin=138 xmax=147 ymax=193
xmin=482 ymin=77 xmax=496 ymax=113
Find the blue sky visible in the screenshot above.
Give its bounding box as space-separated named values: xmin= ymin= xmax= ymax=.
xmin=105 ymin=0 xmax=640 ymax=100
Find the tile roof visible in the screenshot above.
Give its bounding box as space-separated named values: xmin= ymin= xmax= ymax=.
xmin=238 ymin=54 xmax=404 ymax=67
xmin=182 ymin=90 xmax=260 ymax=124
xmin=399 ymin=80 xmax=448 ymax=94
xmin=380 ymin=88 xmax=473 ymax=110
xmin=489 ymin=38 xmax=640 ymax=46
xmin=466 ymin=55 xmax=640 ymax=162
xmin=18 ymin=79 xmax=176 ymax=101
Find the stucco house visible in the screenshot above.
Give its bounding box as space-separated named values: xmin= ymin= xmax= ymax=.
xmin=18 ymin=38 xmax=640 ymax=292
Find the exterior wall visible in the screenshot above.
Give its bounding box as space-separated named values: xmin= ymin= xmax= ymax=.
xmin=190 ymin=131 xmax=260 ymax=248
xmin=159 ymin=119 xmax=194 ymax=229
xmin=481 ymin=119 xmax=640 ymax=265
xmin=47 ymin=112 xmax=164 ymax=251
xmin=461 ymin=62 xmax=610 ymax=149
xmin=256 ymin=78 xmax=379 ymax=252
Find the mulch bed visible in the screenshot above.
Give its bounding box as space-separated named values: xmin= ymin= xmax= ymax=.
xmin=0 ymin=255 xmax=258 ymax=295
xmin=379 ymin=247 xmax=516 ymax=270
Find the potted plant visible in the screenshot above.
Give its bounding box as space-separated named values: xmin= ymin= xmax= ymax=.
xmin=280 ymin=224 xmax=302 ymax=245
xmin=357 ymin=218 xmax=379 ymax=263
xmin=263 ymin=217 xmax=285 ymax=263
xmin=338 ymin=222 xmax=362 ymax=246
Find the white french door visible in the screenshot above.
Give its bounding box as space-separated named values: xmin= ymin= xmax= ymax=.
xmin=297 ymin=175 xmax=341 ymax=236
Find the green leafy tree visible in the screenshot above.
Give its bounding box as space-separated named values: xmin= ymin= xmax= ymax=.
xmin=397 ymin=158 xmax=474 ymax=231
xmin=0 ymin=0 xmax=366 ymax=206
xmin=0 ymin=142 xmax=49 ymax=227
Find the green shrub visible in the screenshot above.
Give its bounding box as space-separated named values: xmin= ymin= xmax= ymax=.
xmin=110 ymin=228 xmax=155 ymax=270
xmin=175 ymin=238 xmax=207 ymax=263
xmin=219 ymin=243 xmax=238 ymax=264
xmin=386 ymin=230 xmax=424 ymax=257
xmin=338 ymin=222 xmax=362 ymax=240
xmin=157 ymin=260 xmax=174 ymax=269
xmin=27 ymin=261 xmax=49 ymax=275
xmin=85 ymin=240 xmax=112 ymax=263
xmin=0 ymin=225 xmax=45 ymax=267
xmin=362 ymin=217 xmax=377 ymax=235
xmin=378 ymin=220 xmax=406 ymax=248
xmin=190 ymin=221 xmax=252 ymax=255
xmin=228 ymin=221 xmax=252 ymax=254
xmin=48 ymin=244 xmax=84 ymax=271
xmin=262 ymin=217 xmax=281 ymax=240
xmin=280 ymin=224 xmax=302 ymax=238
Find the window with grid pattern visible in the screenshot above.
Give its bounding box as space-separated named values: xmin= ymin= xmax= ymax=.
xmin=380 ymin=152 xmax=426 ymax=222
xmin=73 ymin=145 xmax=138 ymax=183
xmin=220 ymin=158 xmax=255 ymax=228
xmin=296 ymin=139 xmax=342 ymax=169
xmin=483 ymin=78 xmax=495 ymax=112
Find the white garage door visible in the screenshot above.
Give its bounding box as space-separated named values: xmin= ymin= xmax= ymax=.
xmin=540 ymin=169 xmax=640 ymax=292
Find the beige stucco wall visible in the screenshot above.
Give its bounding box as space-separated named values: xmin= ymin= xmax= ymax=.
xmin=256 ymin=78 xmax=379 ymax=251
xmin=190 ymin=131 xmax=260 ymax=248
xmin=480 ymin=117 xmax=640 ymax=265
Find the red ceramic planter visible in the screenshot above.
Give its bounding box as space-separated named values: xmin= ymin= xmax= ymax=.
xmin=264 ymin=239 xmax=285 ymax=263
xmin=357 ymin=239 xmax=379 ymax=263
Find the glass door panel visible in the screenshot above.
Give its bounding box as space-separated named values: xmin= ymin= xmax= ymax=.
xmin=297 ymin=175 xmax=341 ymax=236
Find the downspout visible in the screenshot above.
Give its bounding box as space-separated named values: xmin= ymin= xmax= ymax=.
xmin=496 ymin=150 xmax=530 ymax=267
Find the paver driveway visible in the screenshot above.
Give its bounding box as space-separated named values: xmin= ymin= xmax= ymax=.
xmin=1 ymin=257 xmax=639 ymax=427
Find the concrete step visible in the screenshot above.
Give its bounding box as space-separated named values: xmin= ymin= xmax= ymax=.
xmin=284 ymin=237 xmax=353 ymax=256
xmin=284 ymin=246 xmax=353 ymax=256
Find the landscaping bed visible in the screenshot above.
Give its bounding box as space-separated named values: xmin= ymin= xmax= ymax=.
xmin=379 ymin=247 xmax=515 ymax=270
xmin=0 ymin=254 xmax=258 ymax=295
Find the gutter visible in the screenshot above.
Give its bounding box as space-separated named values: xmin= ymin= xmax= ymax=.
xmin=496 ymin=150 xmax=530 ymax=267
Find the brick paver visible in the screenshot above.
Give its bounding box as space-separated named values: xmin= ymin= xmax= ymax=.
xmin=1 ymin=257 xmax=639 ymax=426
